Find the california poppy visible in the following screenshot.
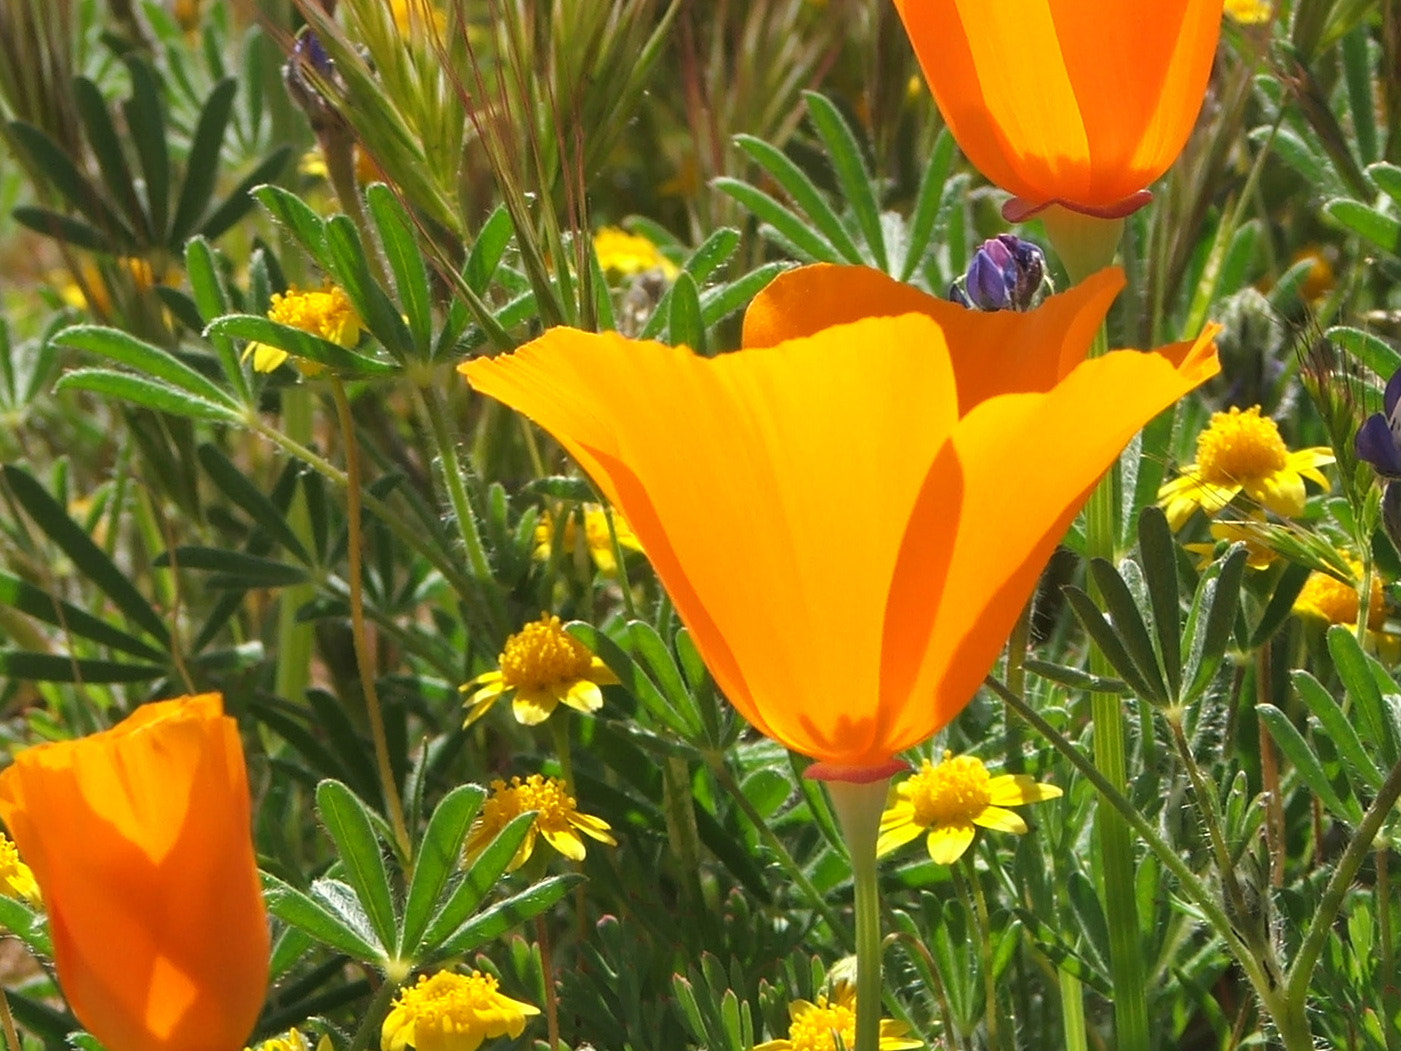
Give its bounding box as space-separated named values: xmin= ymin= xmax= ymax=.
xmin=894 ymin=0 xmax=1223 ymax=219
xmin=0 ymin=694 xmax=269 ymax=1051
xmin=460 ymin=266 xmax=1218 ymax=778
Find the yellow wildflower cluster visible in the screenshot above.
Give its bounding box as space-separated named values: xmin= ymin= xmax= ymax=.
xmin=382 ymin=970 xmax=539 ymax=1051
xmin=593 ymin=227 xmax=679 ymax=279
xmin=244 ymin=285 xmax=361 ymax=374
xmin=754 ymin=982 xmax=921 ymax=1051
xmin=1224 ymin=0 xmax=1271 ymax=24
xmin=534 ymin=503 xmax=644 ymax=576
xmin=464 ymin=773 xmax=616 ymax=871
xmin=462 ymin=613 xmax=617 ymax=726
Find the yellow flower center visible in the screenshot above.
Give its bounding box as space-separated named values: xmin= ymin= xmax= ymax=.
xmin=787 ymin=997 xmax=856 ymax=1051
xmin=907 ymin=753 xmax=991 ymax=827
xmin=267 ymin=285 xmax=361 ymax=348
xmin=482 ymin=774 xmax=577 ymax=826
xmin=498 ymin=615 xmax=592 ymax=691
xmin=1295 ymin=561 xmax=1386 ymax=630
xmin=396 ymin=970 xmax=511 ymax=1023
xmin=1195 ymin=406 xmax=1289 ymax=486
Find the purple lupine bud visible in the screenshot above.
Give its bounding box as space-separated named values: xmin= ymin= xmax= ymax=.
xmin=952 ymin=234 xmax=1047 ymax=311
xmin=1356 ymin=367 xmax=1401 ymax=480
xmin=284 ymin=28 xmax=345 ymax=133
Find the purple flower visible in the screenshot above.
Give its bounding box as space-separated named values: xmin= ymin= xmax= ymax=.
xmin=1356 ymin=367 xmax=1401 ymax=479
xmin=950 ymin=234 xmax=1046 ymax=312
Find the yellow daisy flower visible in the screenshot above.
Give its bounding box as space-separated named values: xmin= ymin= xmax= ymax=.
xmin=463 ymin=773 xmax=616 ymax=871
xmin=1224 ymin=0 xmax=1271 ymax=24
xmin=381 ymin=970 xmax=539 ymax=1051
xmin=0 ymin=833 xmax=41 ymax=907
xmin=593 ymin=227 xmax=679 ymax=279
xmin=1294 ymin=560 xmax=1399 ymax=661
xmin=246 ymin=1030 xmax=310 ymax=1051
xmin=462 ymin=613 xmax=618 ymax=726
xmin=753 ymin=981 xmax=922 ymax=1051
xmin=244 ymin=284 xmax=361 ymax=375
xmin=1157 ymin=405 xmax=1333 ymax=531
xmin=877 ymin=752 xmax=1062 ymax=866
xmin=533 ymin=503 xmax=644 ymax=576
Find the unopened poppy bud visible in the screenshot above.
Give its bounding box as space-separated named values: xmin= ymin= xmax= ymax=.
xmin=955 ymin=234 xmax=1046 ymax=312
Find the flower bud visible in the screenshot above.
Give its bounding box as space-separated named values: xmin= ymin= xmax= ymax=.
xmin=953 ymin=234 xmax=1046 ymax=311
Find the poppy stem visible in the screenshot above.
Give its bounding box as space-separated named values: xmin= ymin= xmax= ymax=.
xmin=823 ymin=776 xmax=891 ymax=1051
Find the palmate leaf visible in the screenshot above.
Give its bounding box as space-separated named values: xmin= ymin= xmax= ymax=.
xmin=56 ymin=325 xmax=239 ymax=409
xmin=316 ymin=780 xmax=398 ymax=953
xmin=262 ymin=872 xmax=384 ymax=964
xmin=427 ymin=873 xmax=582 ymax=961
xmin=399 ymin=784 xmax=486 ymax=959
xmin=55 ymin=369 xmax=239 ymax=423
xmin=205 ymin=315 xmax=398 ymax=377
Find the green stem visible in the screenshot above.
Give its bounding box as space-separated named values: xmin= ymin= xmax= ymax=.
xmin=960 ymin=856 xmax=1005 ymax=1051
xmin=246 ymin=410 xmax=477 ymax=598
xmin=1002 ymin=599 xmax=1033 ymax=772
xmin=1058 ymin=970 xmax=1088 ymax=1051
xmin=275 ymin=385 xmax=317 ymax=706
xmin=1080 ymin=323 xmax=1150 ymax=1051
xmin=986 ymin=676 xmax=1273 ymax=1000
xmin=550 ymin=714 xmax=575 ymax=791
xmin=823 ymin=777 xmax=891 ymax=1051
xmin=1283 ymin=752 xmax=1401 ymax=1008
xmin=708 ymin=757 xmax=852 ymax=947
xmin=413 ymin=381 xmax=507 ymax=637
xmin=346 ymin=973 xmax=403 ymax=1051
xmin=330 ymin=379 xmax=413 ymax=862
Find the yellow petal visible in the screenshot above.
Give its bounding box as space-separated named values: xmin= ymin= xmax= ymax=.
xmin=925 ymin=822 xmax=976 ymax=865
xmin=541 ymin=826 xmax=587 ymax=861
xmin=512 ymin=689 xmax=557 ymax=726
xmin=987 ymin=773 xmax=1063 ymax=806
xmin=561 ymin=678 xmax=604 ymax=715
xmin=971 ymin=805 xmax=1029 ymax=834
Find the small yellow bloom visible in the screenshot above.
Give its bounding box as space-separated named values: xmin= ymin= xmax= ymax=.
xmin=1291 ymin=246 xmax=1335 ymax=303
xmin=246 ymin=1030 xmax=310 ymax=1051
xmin=1157 ymin=405 xmax=1333 ymax=530
xmin=1224 ymin=0 xmax=1271 ymax=24
xmin=877 ymin=752 xmax=1062 ymax=865
xmin=382 ymin=970 xmax=539 ymax=1051
xmin=0 ymin=833 xmax=41 ymax=907
xmin=1183 ymin=514 xmax=1278 ymax=570
xmin=244 ymin=285 xmax=361 ymax=374
xmin=388 ymin=0 xmax=447 ymax=36
xmin=464 ymin=774 xmax=616 ymax=870
xmin=593 ymin=227 xmax=679 ymax=280
xmin=1294 ymin=560 xmax=1386 ymax=631
xmin=462 ymin=614 xmax=618 ymax=726
xmin=534 ymin=503 xmax=644 ymax=576
xmin=753 ymin=982 xmax=922 ymax=1051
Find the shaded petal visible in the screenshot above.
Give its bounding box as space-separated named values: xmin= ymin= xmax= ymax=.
xmin=971 ymin=805 xmax=1029 ymax=834
xmin=1247 ymin=469 xmax=1307 ymax=519
xmin=987 ymin=773 xmax=1064 ymax=806
xmin=880 ymin=331 xmax=1220 ymax=752
xmin=561 ymin=678 xmax=605 ymax=715
xmin=876 ymin=817 xmax=927 ymax=858
xmin=512 ymin=689 xmax=557 ymax=726
xmin=925 ymin=822 xmax=976 ymax=865
xmin=742 ymin=264 xmax=1125 ymax=413
xmin=541 ymin=826 xmax=588 ymax=861
xmin=587 ymin=657 xmax=621 ymax=686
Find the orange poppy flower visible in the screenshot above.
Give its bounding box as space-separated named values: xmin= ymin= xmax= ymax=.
xmin=0 ymin=694 xmax=269 ymax=1051
xmin=460 ymin=266 xmax=1218 ymax=778
xmin=894 ymin=0 xmax=1223 ymax=219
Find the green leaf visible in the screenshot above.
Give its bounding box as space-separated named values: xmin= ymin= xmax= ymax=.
xmin=802 ymin=92 xmax=885 ymax=269
xmin=55 ymin=369 xmax=238 ymax=422
xmin=170 ymin=78 xmax=238 ymax=244
xmin=0 ymin=896 xmax=51 ymax=958
xmin=10 ymin=206 xmax=113 ymax=252
xmin=263 ymin=872 xmax=384 ymax=962
xmin=683 ymin=228 xmax=741 ymax=283
xmin=464 ymin=205 xmax=514 ymax=295
xmin=323 ymin=214 xmax=414 ymax=357
xmin=1324 ymin=199 xmax=1401 ymax=257
xmin=1249 ymin=560 xmax=1311 ymax=649
xmin=732 ymin=134 xmax=862 ymax=263
xmin=669 ymin=272 xmax=706 ymax=353
xmin=1023 ymin=659 xmax=1130 ymax=695
xmin=366 ymin=183 xmax=432 ymax=352
xmin=199 ymin=147 xmax=294 ymax=243
xmin=901 ymin=129 xmax=954 ymax=282
xmin=123 ymin=57 xmax=172 ymax=241
xmin=1088 ymin=558 xmax=1167 ymax=704
xmin=1330 ymin=325 xmax=1401 ymax=380
xmin=154 ymin=545 xmax=309 ymax=587
xmin=1342 ymin=28 xmax=1378 ymax=167
xmin=1327 ymin=625 xmax=1399 ymax=767
xmin=73 ymin=77 xmax=149 ymax=241
xmin=400 ymin=784 xmax=486 ymax=958
xmin=252 ymin=183 xmax=327 ymax=259
xmin=699 ymin=262 xmax=787 ymax=328
xmin=421 ymin=812 xmax=535 ymax=950
xmin=1183 ymin=544 xmax=1247 ymax=700
xmin=713 ymin=177 xmax=837 ymax=262
xmin=1371 ymin=162 xmax=1401 ymax=205
xmin=57 ymin=324 xmax=239 ymax=408
xmin=1293 ymin=669 xmax=1383 ymax=792
xmin=569 ymin=622 xmax=698 ymax=737
xmin=3 ymin=465 xmax=169 ymax=644
xmin=7 ymin=121 xmax=131 ymax=246
xmin=1063 ymin=585 xmax=1162 ymax=701
xmin=197 ymin=444 xmax=310 ymax=562
xmin=0 ymin=651 xmax=164 ymax=683
xmin=1257 ymin=703 xmax=1361 ymax=823
xmin=184 ymin=237 xmax=250 ymax=401
xmin=0 ymin=569 xmax=164 ymax=660
xmin=316 ymin=780 xmax=399 ymax=954
xmin=206 ymin=315 xmax=398 ymax=377
xmin=1137 ymin=506 xmax=1182 ymax=700
xmin=429 ymin=873 xmax=581 ymax=960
